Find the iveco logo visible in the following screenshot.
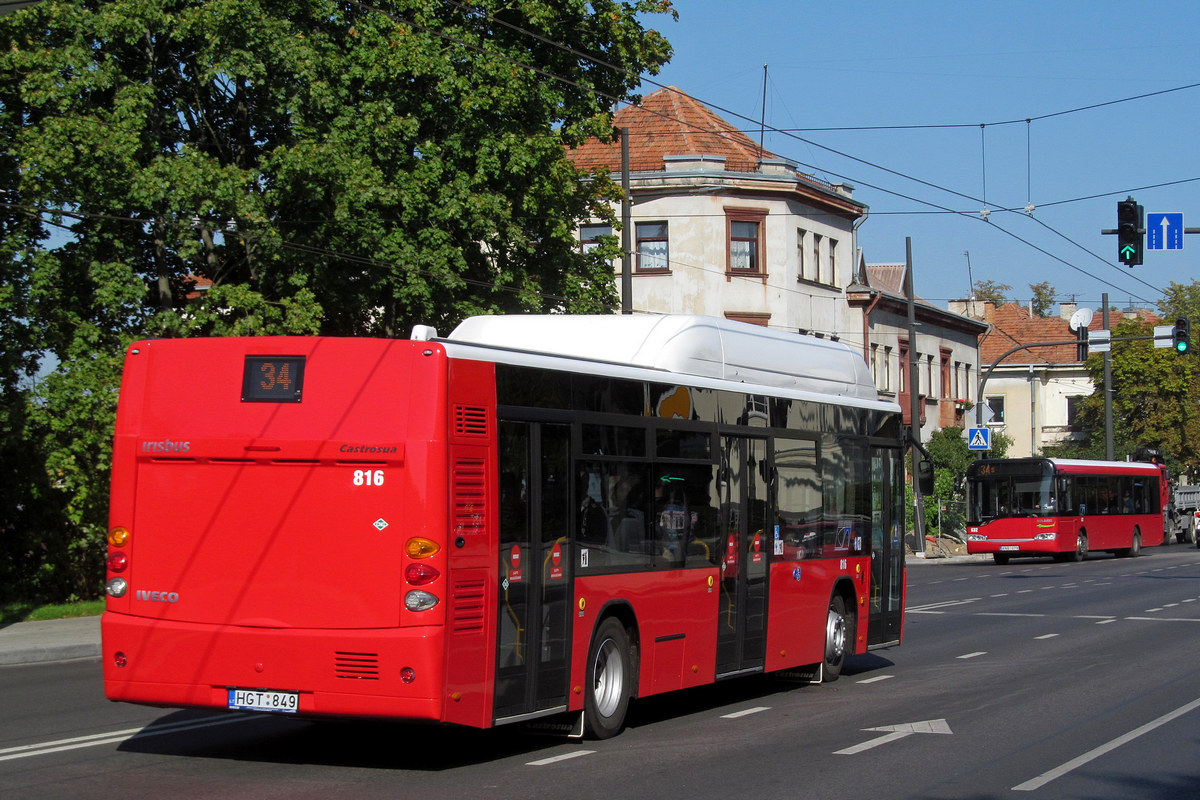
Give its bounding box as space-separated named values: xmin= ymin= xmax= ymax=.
xmin=136 ymin=590 xmax=180 ymax=603
xmin=141 ymin=439 xmax=190 ymax=454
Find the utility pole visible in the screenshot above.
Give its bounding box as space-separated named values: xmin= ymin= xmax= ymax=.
xmin=1102 ymin=293 xmax=1114 ymax=460
xmin=620 ymin=127 xmax=632 ymax=314
xmin=904 ymin=238 xmax=926 ymax=546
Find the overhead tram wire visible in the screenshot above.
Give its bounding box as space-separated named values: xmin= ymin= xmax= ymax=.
xmin=360 ymin=1 xmax=1162 ymax=303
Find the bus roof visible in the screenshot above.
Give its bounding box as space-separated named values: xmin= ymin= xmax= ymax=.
xmin=424 ymin=314 xmax=891 ymax=408
xmin=968 ymin=457 xmax=1163 ymax=476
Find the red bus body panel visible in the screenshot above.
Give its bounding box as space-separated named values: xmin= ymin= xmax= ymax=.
xmin=104 ymin=337 xmax=484 ymax=723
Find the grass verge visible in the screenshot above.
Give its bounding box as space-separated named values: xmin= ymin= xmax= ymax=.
xmin=1 ymin=600 xmax=105 ymax=626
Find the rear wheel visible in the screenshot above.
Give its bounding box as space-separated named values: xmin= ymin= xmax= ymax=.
xmin=822 ymin=595 xmax=852 ymax=682
xmin=583 ymin=617 xmax=632 ymax=740
xmin=1116 ymin=529 xmax=1143 ymax=558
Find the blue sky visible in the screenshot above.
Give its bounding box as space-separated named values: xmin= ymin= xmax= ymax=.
xmin=640 ymin=1 xmax=1200 ymax=315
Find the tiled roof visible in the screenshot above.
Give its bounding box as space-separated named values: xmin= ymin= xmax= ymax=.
xmin=567 ymin=86 xmax=780 ymax=175
xmin=982 ymin=303 xmax=1160 ymax=365
xmin=982 ymin=303 xmax=1075 ymax=364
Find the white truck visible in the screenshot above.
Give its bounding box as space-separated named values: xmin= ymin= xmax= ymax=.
xmin=1171 ymin=484 xmax=1200 ymax=545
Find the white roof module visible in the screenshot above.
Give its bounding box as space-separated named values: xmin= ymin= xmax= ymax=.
xmin=438 ymin=314 xmax=884 ymax=405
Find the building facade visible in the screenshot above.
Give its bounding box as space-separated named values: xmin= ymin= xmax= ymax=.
xmin=567 ymin=87 xmax=987 ymax=438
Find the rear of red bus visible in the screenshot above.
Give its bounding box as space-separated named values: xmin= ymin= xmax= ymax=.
xmin=103 ymin=337 xmax=497 ymax=726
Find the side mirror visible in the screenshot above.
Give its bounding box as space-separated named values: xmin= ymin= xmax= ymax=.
xmin=917 ymin=459 xmax=935 ymax=496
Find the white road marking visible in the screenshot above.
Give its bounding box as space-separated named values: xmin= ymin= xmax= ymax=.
xmin=0 ymin=715 xmax=249 ymax=762
xmin=1013 ymin=697 xmax=1200 ymax=791
xmin=722 ymin=706 xmax=771 ymax=719
xmin=527 ymin=750 xmax=595 ymax=766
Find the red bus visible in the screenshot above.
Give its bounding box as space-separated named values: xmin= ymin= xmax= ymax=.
xmin=103 ymin=314 xmax=911 ymax=738
xmin=965 ymin=457 xmax=1168 ymax=564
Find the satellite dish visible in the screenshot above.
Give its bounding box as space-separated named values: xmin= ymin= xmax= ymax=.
xmin=1069 ymin=307 xmax=1094 ymax=332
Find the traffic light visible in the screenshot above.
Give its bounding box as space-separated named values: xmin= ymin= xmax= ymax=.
xmin=1174 ymin=318 xmax=1191 ymax=354
xmin=1075 ymin=325 xmax=1089 ymax=360
xmin=1117 ymin=197 xmax=1143 ymax=266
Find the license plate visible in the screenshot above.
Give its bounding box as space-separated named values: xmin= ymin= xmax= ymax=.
xmin=228 ymin=688 xmax=299 ymax=713
xmin=1000 ymin=546 xmax=1019 ymax=551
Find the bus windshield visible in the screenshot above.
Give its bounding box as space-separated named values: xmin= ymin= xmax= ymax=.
xmin=970 ymin=475 xmax=1056 ymax=522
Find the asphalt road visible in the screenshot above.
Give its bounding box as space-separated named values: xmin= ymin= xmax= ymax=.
xmin=5 ymin=546 xmax=1200 ymax=799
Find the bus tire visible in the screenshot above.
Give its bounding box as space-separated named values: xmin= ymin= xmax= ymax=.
xmin=822 ymin=594 xmax=851 ymax=682
xmin=583 ymin=617 xmax=632 ymax=740
xmin=1116 ymin=529 xmax=1142 ymax=558
xmin=1069 ymin=532 xmax=1088 ymax=563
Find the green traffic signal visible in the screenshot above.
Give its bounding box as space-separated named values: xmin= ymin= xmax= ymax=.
xmin=1117 ymin=198 xmax=1143 ymax=267
xmin=1175 ymin=318 xmax=1191 ymax=354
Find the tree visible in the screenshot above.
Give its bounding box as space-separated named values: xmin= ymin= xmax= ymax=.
xmin=0 ymin=0 xmax=676 ymax=602
xmin=909 ymin=426 xmax=1010 ymax=543
xmin=1051 ymin=315 xmax=1200 ymax=477
xmin=972 ymin=279 xmax=1011 ymax=306
xmin=1029 ymin=281 xmax=1055 ymax=318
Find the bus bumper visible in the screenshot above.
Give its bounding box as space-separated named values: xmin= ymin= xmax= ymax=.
xmin=102 ymin=613 xmax=450 ymax=722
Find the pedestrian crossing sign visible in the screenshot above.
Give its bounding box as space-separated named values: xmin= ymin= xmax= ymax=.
xmin=967 ymin=427 xmax=991 ymax=451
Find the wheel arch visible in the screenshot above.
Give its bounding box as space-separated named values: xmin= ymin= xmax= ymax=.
xmin=590 ymin=600 xmax=640 ymax=698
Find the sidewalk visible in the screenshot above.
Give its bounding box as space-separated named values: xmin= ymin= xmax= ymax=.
xmin=0 ymin=615 xmax=101 ymax=666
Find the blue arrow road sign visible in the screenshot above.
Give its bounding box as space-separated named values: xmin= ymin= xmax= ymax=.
xmin=967 ymin=427 xmax=991 ymax=451
xmin=1147 ymin=212 xmax=1184 ymax=250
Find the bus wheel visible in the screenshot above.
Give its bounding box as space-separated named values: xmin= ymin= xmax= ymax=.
xmin=1070 ymin=533 xmax=1088 ymax=562
xmin=1129 ymin=530 xmax=1142 ymax=557
xmin=993 ymin=553 xmax=1010 ymax=565
xmin=823 ymin=595 xmax=851 ymax=682
xmin=583 ymin=617 xmax=632 ymax=740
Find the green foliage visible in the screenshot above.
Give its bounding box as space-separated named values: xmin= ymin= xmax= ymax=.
xmin=1029 ymin=281 xmax=1055 ymax=318
xmin=1065 ymin=315 xmax=1200 ymax=477
xmin=907 ymin=426 xmax=1011 ymax=540
xmin=0 ymin=0 xmax=675 ymax=603
xmin=972 ymin=279 xmax=1011 ymax=306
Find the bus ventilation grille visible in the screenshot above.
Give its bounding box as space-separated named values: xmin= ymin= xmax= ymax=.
xmin=333 ymin=651 xmax=380 ymax=680
xmin=453 ymin=457 xmax=486 ymax=537
xmin=454 ymin=405 xmax=488 ymax=437
xmin=450 ymin=578 xmax=487 ymax=632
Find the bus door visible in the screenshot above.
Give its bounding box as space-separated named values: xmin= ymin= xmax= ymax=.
xmin=493 ymin=421 xmax=572 ymax=722
xmin=715 ymin=435 xmax=769 ymax=677
xmin=867 ymin=447 xmax=904 ymax=647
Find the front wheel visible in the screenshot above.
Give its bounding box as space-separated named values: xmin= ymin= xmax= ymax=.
xmin=583 ymin=617 xmax=633 ymax=740
xmin=1069 ymin=532 xmax=1088 ymax=562
xmin=823 ymin=595 xmax=853 ymax=682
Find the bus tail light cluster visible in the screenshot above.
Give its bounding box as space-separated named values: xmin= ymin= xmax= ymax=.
xmin=106 ymin=526 xmax=130 ymax=598
xmin=404 ymin=537 xmax=441 ymax=612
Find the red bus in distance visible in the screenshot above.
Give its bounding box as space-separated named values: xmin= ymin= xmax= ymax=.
xmin=965 ymin=457 xmax=1167 ymax=564
xmin=103 ymin=315 xmax=911 ymax=738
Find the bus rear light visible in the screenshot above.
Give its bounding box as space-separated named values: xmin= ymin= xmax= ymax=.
xmin=106 ymin=577 xmax=128 ymax=598
xmin=400 ymin=667 xmax=416 ymax=684
xmin=107 ymin=552 xmax=128 ymax=573
xmin=404 ymin=590 xmax=439 ymax=612
xmin=405 ymin=537 xmax=441 ymax=559
xmin=404 ymin=563 xmax=439 ymax=585
xmin=114 ymin=651 xmax=127 ymax=668
xmin=109 ymin=527 xmax=130 ymax=547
